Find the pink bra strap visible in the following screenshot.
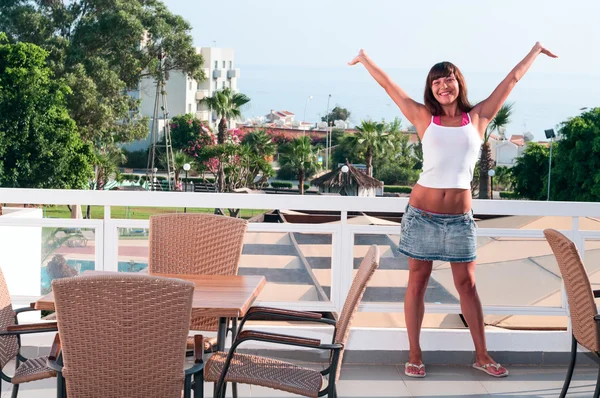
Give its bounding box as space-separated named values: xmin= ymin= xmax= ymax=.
xmin=462 ymin=112 xmax=470 ymax=126
xmin=432 ymin=113 xmax=470 ymax=126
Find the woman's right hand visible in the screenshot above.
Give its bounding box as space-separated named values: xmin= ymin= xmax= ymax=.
xmin=348 ymin=49 xmax=366 ymax=66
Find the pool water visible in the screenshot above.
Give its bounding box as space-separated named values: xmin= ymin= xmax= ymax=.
xmin=41 ymin=260 xmax=148 ymax=293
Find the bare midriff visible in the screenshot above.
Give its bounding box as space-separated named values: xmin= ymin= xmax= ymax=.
xmin=409 ymin=183 xmax=472 ymax=214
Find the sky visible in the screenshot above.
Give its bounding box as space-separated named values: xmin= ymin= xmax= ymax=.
xmin=162 ymin=0 xmax=600 ymax=139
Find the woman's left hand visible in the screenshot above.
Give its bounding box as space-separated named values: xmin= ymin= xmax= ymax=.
xmin=533 ymin=42 xmax=558 ymax=58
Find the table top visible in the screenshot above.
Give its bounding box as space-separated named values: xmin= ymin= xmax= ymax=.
xmin=35 ymin=271 xmax=266 ymax=318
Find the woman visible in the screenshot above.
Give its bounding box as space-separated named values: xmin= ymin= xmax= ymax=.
xmin=349 ymin=42 xmax=557 ymax=378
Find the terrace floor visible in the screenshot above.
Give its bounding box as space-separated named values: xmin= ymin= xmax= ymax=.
xmin=3 ymin=362 xmax=598 ymax=397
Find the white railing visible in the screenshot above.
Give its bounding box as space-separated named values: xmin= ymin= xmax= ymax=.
xmin=2 ymin=188 xmax=600 ymax=352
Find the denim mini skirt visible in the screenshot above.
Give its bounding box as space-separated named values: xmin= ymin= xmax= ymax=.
xmin=398 ymin=204 xmax=477 ymax=263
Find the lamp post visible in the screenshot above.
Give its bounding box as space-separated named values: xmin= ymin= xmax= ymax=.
xmin=325 ymin=94 xmax=331 ymax=170
xmin=544 ymin=129 xmax=556 ymax=201
xmin=302 ymin=95 xmax=313 ymax=135
xmin=487 ymin=169 xmax=495 ymax=199
xmin=183 ymin=163 xmax=190 ymax=213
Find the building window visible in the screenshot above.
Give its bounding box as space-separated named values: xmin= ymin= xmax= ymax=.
xmin=196 ymin=102 xmax=199 ymax=112
xmin=222 ymin=81 xmax=225 ymax=89
xmin=222 ymin=61 xmax=225 ymax=69
xmin=189 ymin=81 xmax=192 ymax=90
xmin=214 ymin=60 xmax=218 ymax=69
xmin=229 ymin=61 xmax=233 ymax=69
xmin=215 ymin=81 xmax=218 ymax=91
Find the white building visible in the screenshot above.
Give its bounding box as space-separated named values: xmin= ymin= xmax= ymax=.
xmin=489 ymin=133 xmax=531 ymax=168
xmin=124 ymin=47 xmax=240 ymax=151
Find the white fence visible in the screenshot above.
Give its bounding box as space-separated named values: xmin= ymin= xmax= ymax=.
xmin=2 ymin=188 xmax=600 ymax=352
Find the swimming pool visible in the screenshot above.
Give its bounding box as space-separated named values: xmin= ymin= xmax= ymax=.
xmin=41 ymin=260 xmax=148 ymax=293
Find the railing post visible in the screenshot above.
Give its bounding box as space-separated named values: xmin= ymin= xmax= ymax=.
xmin=334 ymin=211 xmax=354 ymax=313
xmin=102 ymin=205 xmax=118 ymax=272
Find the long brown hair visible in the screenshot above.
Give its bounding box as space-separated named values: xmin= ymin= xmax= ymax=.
xmin=424 ymin=62 xmax=472 ymax=116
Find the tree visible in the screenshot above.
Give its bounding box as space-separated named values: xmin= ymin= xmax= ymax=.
xmin=169 ymin=114 xmax=211 ymax=151
xmin=344 ymin=119 xmax=399 ymax=177
xmin=374 ymin=133 xmax=420 ymax=186
xmin=511 ymin=142 xmax=549 ymax=200
xmin=199 ymin=87 xmax=251 ymax=191
xmin=0 ymin=0 xmax=205 ymax=185
xmin=0 ymin=35 xmax=93 ymax=189
xmin=479 ymin=102 xmax=514 ymax=199
xmin=550 ymin=108 xmax=600 ymax=202
xmin=322 ymin=106 xmax=351 ymax=124
xmin=242 ymin=129 xmax=277 ymax=160
xmin=278 ymin=136 xmax=320 ymax=195
xmin=168 ymin=151 xmax=194 ymax=190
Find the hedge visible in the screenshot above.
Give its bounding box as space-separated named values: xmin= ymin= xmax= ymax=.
xmin=384 ymin=185 xmax=413 ymax=194
xmin=271 ymin=181 xmax=293 ymax=189
xmin=499 ymin=191 xmax=520 ymax=199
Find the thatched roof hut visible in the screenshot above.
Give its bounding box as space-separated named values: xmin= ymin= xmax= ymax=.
xmin=310 ymin=162 xmax=383 ymax=197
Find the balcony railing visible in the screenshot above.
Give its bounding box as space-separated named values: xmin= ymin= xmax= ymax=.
xmin=2 ymin=188 xmax=599 ymax=353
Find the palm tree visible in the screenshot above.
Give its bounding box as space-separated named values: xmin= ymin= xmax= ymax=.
xmin=199 ymin=87 xmax=251 ymax=144
xmin=278 ymin=136 xmax=320 ymax=195
xmin=479 ymin=102 xmax=514 ymax=199
xmin=345 ymin=120 xmax=398 ymax=177
xmin=242 ymin=129 xmax=277 ymax=159
xmin=167 ymin=151 xmax=194 ymax=190
xmin=199 ymin=87 xmax=251 ymax=191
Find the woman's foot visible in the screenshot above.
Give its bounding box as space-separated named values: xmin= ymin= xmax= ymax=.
xmin=404 ymin=362 xmax=426 ymax=378
xmin=473 ymin=354 xmax=508 ymax=377
xmin=404 ymin=353 xmax=426 ymax=378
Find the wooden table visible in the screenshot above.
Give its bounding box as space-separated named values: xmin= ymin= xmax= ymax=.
xmin=35 ymin=271 xmax=266 ymax=351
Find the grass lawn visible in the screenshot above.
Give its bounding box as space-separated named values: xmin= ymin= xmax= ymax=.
xmin=42 ymin=206 xmax=267 ymax=220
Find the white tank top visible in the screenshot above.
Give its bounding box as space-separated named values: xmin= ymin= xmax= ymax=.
xmin=416 ymin=113 xmax=482 ymax=190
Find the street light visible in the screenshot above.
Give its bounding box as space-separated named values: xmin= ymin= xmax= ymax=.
xmin=544 ymin=128 xmax=556 ymax=201
xmin=302 ymin=95 xmax=313 ymax=134
xmin=487 ymin=169 xmax=495 ymax=199
xmin=183 ymin=163 xmax=190 ymax=213
xmin=183 ymin=163 xmax=191 ymax=192
xmin=325 ymin=94 xmax=332 ymax=170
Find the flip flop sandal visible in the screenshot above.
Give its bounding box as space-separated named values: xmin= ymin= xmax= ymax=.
xmin=405 ymin=362 xmax=426 ymax=378
xmin=472 ymin=363 xmax=509 ymax=378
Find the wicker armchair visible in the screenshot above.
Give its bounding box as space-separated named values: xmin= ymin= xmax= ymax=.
xmin=205 ymin=244 xmax=380 ymax=398
xmin=47 ymin=273 xmax=204 ymax=398
xmin=544 ymin=229 xmax=600 ymax=398
xmin=149 ymin=213 xmax=248 ymax=350
xmin=0 ymin=268 xmax=58 ymax=398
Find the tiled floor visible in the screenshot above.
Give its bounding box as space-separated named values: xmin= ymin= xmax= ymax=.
xmin=2 ymin=364 xmax=597 ymax=397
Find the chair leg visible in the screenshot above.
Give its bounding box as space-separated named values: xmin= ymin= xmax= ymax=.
xmin=560 ymin=334 xmax=578 ymax=398
xmin=231 ymin=318 xmax=238 ymax=398
xmin=594 ymin=365 xmax=600 ymax=398
xmin=193 ymin=368 xmax=203 ymax=398
xmin=10 ymin=384 xmax=18 ymax=398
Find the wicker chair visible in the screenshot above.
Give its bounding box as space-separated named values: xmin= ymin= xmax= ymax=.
xmin=47 ymin=273 xmax=204 ymax=398
xmin=205 ymin=244 xmax=380 ymax=398
xmin=0 ymin=267 xmax=58 ymax=398
xmin=544 ymin=229 xmax=600 ymax=398
xmin=149 ymin=213 xmax=248 ymax=352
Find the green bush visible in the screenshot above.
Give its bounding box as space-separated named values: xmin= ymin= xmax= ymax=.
xmin=122 ymin=149 xmax=149 ymax=169
xmin=499 ymin=191 xmax=520 ymax=199
xmin=276 ymin=163 xmax=297 ymax=180
xmin=271 ymin=181 xmax=293 ymax=189
xmin=384 ymin=185 xmax=413 ymax=194
xmin=303 ymin=184 xmax=310 ymax=191
xmin=183 ymin=176 xmax=215 ymax=184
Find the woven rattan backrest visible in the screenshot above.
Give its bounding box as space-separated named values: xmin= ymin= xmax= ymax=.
xmin=149 ymin=213 xmax=247 ymax=331
xmin=0 ymin=267 xmax=18 ymax=368
xmin=52 ymin=274 xmax=194 ymax=398
xmin=544 ymin=229 xmax=598 ymax=352
xmin=333 ymin=245 xmax=379 ymax=379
